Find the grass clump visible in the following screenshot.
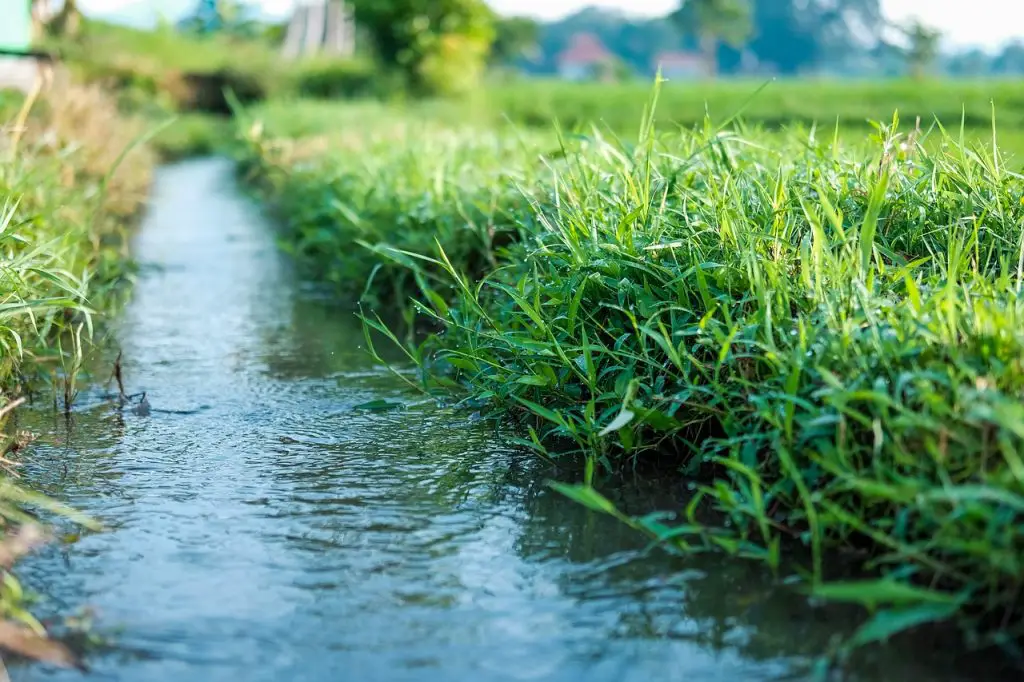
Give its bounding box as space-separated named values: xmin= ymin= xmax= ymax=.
xmin=242 ymin=92 xmax=1024 ymax=659
xmin=238 ymin=104 xmax=551 ymax=307
xmin=0 ymin=82 xmax=153 ymax=667
xmin=404 ymin=116 xmax=1024 ymax=655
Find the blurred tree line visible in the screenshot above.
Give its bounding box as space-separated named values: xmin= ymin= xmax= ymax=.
xmin=512 ymin=0 xmax=1024 ymax=79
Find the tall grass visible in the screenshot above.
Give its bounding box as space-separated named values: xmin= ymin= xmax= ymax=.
xmin=239 ymin=105 xmax=552 ymax=308
xmin=0 ymin=82 xmax=152 ymax=666
xmin=242 ymin=91 xmax=1024 ymax=660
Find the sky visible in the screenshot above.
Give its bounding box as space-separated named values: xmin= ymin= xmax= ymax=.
xmin=81 ymin=0 xmax=1023 ymax=49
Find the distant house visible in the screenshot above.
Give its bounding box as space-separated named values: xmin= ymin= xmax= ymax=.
xmin=557 ymin=33 xmax=614 ymax=81
xmin=653 ymin=51 xmax=707 ymax=79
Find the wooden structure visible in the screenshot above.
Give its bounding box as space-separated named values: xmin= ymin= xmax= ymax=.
xmin=283 ymin=0 xmax=356 ymax=59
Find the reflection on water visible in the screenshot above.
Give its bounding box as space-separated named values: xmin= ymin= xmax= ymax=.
xmin=9 ymin=160 xmax=1008 ymax=681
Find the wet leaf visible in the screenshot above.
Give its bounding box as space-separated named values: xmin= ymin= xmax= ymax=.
xmin=515 ymin=374 xmax=551 ymax=387
xmin=549 ymin=483 xmax=617 ymax=516
xmin=599 ymin=409 xmax=635 ymax=436
xmin=810 ymin=579 xmax=959 ymax=609
xmin=848 ymin=601 xmax=963 ymax=648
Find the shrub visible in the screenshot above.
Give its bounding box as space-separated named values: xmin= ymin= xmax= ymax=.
xmin=290 ymin=59 xmax=379 ymax=99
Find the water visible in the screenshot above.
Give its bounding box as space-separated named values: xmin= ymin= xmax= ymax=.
xmin=9 ymin=160 xmax=1008 ymax=681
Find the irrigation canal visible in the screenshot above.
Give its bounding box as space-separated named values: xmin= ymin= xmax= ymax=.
xmin=10 ymin=159 xmax=1004 ymax=681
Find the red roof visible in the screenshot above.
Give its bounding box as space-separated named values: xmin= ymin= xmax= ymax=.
xmin=557 ymin=33 xmax=613 ymax=67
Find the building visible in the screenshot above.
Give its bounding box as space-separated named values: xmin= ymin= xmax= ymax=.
xmin=556 ymin=33 xmax=614 ymax=81
xmin=283 ymin=0 xmax=356 ymax=59
xmin=652 ymin=51 xmax=707 ymax=79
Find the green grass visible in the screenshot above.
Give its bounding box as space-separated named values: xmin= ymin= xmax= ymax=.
xmin=239 ymin=86 xmax=1024 ymax=663
xmin=484 ymin=78 xmax=1024 ymax=135
xmin=238 ymin=101 xmax=552 ymax=308
xmin=0 ymin=83 xmax=152 ymax=666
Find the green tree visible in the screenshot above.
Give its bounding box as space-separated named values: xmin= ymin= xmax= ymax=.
xmin=903 ymin=20 xmax=941 ymax=79
xmin=50 ymin=0 xmax=81 ymax=37
xmin=670 ymin=0 xmax=752 ymax=76
xmin=352 ymin=0 xmax=495 ymax=96
xmin=992 ymin=40 xmax=1024 ymax=75
xmin=492 ymin=16 xmax=539 ymax=65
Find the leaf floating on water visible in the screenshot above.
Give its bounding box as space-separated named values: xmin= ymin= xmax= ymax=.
xmin=0 ymin=620 xmax=82 ymax=669
xmin=353 ymin=400 xmax=405 ymax=412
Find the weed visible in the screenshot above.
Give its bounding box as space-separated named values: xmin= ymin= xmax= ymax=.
xmin=243 ymin=87 xmax=1024 ymax=659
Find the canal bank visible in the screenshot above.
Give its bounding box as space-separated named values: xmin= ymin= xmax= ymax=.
xmin=8 ymin=159 xmax=1014 ymax=680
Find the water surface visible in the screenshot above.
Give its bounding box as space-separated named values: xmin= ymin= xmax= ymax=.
xmin=12 ymin=159 xmax=1006 ymax=681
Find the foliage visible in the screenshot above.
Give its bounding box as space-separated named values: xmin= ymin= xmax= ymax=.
xmin=492 ymin=16 xmax=540 ymax=65
xmin=53 ymin=18 xmax=283 ymax=117
xmin=238 ymin=84 xmax=1024 ymax=658
xmin=671 ymin=0 xmax=753 ymax=52
xmin=238 ymin=103 xmax=546 ymax=307
xmin=901 ymin=21 xmax=942 ymax=79
xmin=47 ymin=0 xmax=81 ymax=38
xmin=670 ymin=0 xmax=753 ymax=74
xmin=177 ymin=0 xmax=264 ymax=37
xmin=352 ymin=0 xmax=495 ymax=96
xmin=288 ymin=58 xmax=379 ymax=99
xmin=0 ymin=82 xmax=151 ymax=667
xmin=523 ymin=1 xmax=891 ymax=77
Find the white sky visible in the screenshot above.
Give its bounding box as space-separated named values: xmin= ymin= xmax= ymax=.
xmin=82 ymin=0 xmax=1023 ymax=49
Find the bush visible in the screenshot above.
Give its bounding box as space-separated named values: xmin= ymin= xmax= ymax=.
xmin=290 ymin=59 xmax=379 ymax=99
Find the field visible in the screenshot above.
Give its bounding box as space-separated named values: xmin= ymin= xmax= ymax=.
xmin=238 ymin=77 xmax=1024 ymax=659
xmin=483 ymin=78 xmax=1024 ymax=132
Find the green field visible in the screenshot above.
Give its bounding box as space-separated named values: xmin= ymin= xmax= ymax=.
xmin=483 ymin=78 xmax=1024 ymax=131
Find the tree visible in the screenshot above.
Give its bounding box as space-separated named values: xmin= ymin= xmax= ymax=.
xmin=532 ymin=8 xmax=687 ymax=76
xmin=902 ymin=20 xmax=941 ymax=79
xmin=492 ymin=16 xmax=539 ymax=65
xmin=739 ymin=0 xmax=886 ymax=76
xmin=352 ymin=0 xmax=495 ymax=96
xmin=992 ymin=40 xmax=1024 ymax=75
xmin=945 ymin=48 xmax=990 ymax=77
xmin=670 ymin=0 xmax=752 ymax=76
xmin=50 ymin=0 xmax=80 ymax=37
